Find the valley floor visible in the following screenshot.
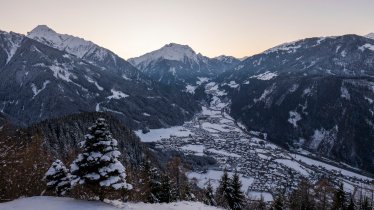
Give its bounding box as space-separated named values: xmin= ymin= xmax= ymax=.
xmin=0 ymin=196 xmax=223 ymax=210
xmin=136 ymin=81 xmax=374 ymax=201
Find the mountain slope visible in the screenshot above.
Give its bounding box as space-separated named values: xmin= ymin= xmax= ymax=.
xmin=216 ymin=34 xmax=374 ymax=172
xmin=0 ymin=30 xmax=199 ymax=128
xmin=129 ymin=43 xmax=239 ymax=88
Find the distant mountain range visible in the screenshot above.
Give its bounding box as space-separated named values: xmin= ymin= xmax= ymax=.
xmin=0 ymin=26 xmax=199 ymax=128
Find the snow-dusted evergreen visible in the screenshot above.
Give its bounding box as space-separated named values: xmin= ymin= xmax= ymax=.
xmin=44 ymin=159 xmax=71 ymax=196
xmin=70 ymin=118 xmax=132 ymax=198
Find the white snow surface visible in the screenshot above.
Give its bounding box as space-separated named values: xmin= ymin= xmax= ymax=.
xmin=274 ymin=159 xmax=309 ymax=176
xmin=49 ymin=63 xmax=77 ymax=82
xmin=107 ymin=89 xmax=129 ymax=100
xmin=226 ymin=80 xmax=239 ymax=88
xmin=135 ymin=126 xmax=193 ymax=142
xmin=85 ymin=76 xmax=104 ymax=91
xmin=341 ymin=86 xmax=350 ymax=100
xmin=0 ymin=196 xmax=223 ymax=210
xmin=288 ymin=111 xmax=302 ymax=128
xmin=31 ymin=80 xmax=50 ymax=98
xmin=196 ymin=77 xmax=210 ymax=85
xmin=180 ymin=144 xmax=205 ymax=156
xmin=185 ymin=84 xmax=197 ymax=94
xmin=358 ymin=43 xmax=374 ymax=52
xmin=264 ymin=40 xmax=302 ymax=54
xmin=294 ymin=155 xmax=373 ymax=181
xmin=206 ymin=148 xmax=241 ymax=158
xmin=250 ymin=71 xmax=278 ymax=80
xmin=247 ymin=192 xmax=274 ymax=202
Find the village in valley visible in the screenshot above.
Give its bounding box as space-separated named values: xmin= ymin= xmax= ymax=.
xmin=137 ymin=81 xmax=374 ymax=203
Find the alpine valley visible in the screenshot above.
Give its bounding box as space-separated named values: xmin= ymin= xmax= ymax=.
xmin=1 ymin=25 xmax=374 ymax=208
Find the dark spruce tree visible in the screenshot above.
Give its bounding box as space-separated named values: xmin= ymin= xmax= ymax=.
xmin=289 ymin=179 xmax=315 ymax=210
xmin=228 ymin=170 xmax=245 ymax=210
xmin=271 ymin=195 xmax=285 ymax=210
xmin=159 ymin=174 xmax=172 ymax=203
xmin=360 ymin=196 xmax=371 ymax=210
xmin=331 ymin=183 xmax=346 ymax=210
xmin=70 ymin=118 xmax=132 ymax=201
xmin=347 ymin=197 xmax=355 ymax=210
xmin=149 ymin=166 xmax=162 ymax=203
xmin=216 ymin=168 xmax=231 ymax=208
xmin=44 ymin=159 xmax=71 ymax=196
xmin=204 ymin=179 xmax=217 ymax=206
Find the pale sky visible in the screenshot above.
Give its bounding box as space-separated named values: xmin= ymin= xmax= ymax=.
xmin=0 ymin=0 xmax=373 ymax=59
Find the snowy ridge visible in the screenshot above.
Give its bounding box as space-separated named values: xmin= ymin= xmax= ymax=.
xmin=129 ymin=43 xmax=200 ymax=67
xmin=365 ymin=33 xmax=374 ymax=40
xmin=263 ymin=39 xmax=302 ymax=54
xmin=0 ymin=31 xmax=24 ymax=64
xmin=214 ymin=55 xmax=238 ymax=63
xmin=27 ymin=25 xmax=112 ymax=62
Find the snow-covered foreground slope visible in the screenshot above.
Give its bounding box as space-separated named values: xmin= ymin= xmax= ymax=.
xmin=0 ymin=196 xmax=223 ymax=210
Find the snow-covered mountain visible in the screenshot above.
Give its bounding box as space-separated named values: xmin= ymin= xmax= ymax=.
xmin=215 ymin=34 xmax=374 ymax=173
xmin=0 ymin=29 xmax=199 ymax=128
xmin=366 ymin=32 xmax=374 ymax=39
xmin=27 ymin=25 xmax=139 ymax=77
xmin=28 ymin=25 xmax=100 ymax=59
xmin=129 ymin=43 xmax=239 ymax=87
xmin=129 ymin=43 xmax=200 ymax=67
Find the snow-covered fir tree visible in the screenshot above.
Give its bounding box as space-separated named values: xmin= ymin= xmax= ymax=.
xmin=44 ymin=159 xmax=71 ymax=196
xmin=70 ymin=118 xmax=132 ymax=200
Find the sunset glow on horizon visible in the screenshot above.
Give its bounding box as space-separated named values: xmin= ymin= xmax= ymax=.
xmin=1 ymin=0 xmax=373 ymax=59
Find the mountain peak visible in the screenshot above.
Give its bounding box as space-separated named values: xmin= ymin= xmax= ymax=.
xmin=129 ymin=43 xmax=199 ymax=66
xmin=27 ymin=25 xmax=97 ymax=59
xmin=365 ymin=33 xmax=374 ymax=39
xmin=164 ymin=42 xmax=191 ymax=48
xmin=28 ymin=25 xmax=56 ymax=35
xmin=162 ymin=43 xmax=195 ymax=53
